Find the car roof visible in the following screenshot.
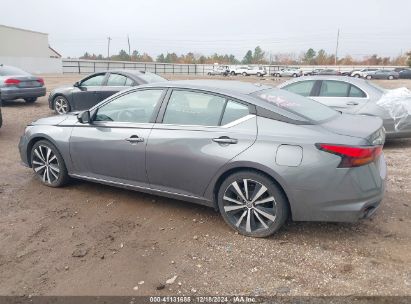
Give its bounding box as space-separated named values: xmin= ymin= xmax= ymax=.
xmin=140 ymin=79 xmax=273 ymax=95
xmin=277 ymin=75 xmax=371 ymax=86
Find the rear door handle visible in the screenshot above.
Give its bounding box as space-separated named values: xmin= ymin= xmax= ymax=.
xmin=212 ymin=137 xmax=238 ymax=144
xmin=346 ymin=101 xmax=359 ymax=106
xmin=125 ymin=135 xmax=144 ymax=144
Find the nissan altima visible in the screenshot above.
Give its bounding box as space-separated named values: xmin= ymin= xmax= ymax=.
xmin=19 ymin=80 xmax=386 ymax=237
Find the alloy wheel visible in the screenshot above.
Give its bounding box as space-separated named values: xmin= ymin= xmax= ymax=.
xmin=54 ymin=97 xmax=69 ymax=114
xmin=32 ymin=145 xmax=60 ymax=184
xmin=222 ymin=179 xmax=277 ymax=233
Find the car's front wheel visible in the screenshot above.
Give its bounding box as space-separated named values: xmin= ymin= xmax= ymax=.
xmin=292 ymin=73 xmax=298 ymax=77
xmin=218 ymin=171 xmax=289 ymax=237
xmin=31 ymin=140 xmax=69 ymax=187
xmin=24 ymin=97 xmax=37 ymax=103
xmin=366 ymin=75 xmax=372 ymax=80
xmin=242 ymin=72 xmax=248 ymax=76
xmin=231 ymin=71 xmax=236 ymax=76
xmin=54 ymin=96 xmax=70 ymax=115
xmin=388 ymin=75 xmax=394 ymax=80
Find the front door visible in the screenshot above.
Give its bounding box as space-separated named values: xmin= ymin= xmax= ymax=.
xmin=99 ymin=72 xmax=134 ymax=101
xmin=146 ymin=89 xmax=257 ymax=198
xmin=72 ymin=73 xmax=107 ymax=111
xmin=69 ymin=89 xmax=165 ymax=187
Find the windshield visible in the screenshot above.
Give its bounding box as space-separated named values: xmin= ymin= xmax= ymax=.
xmin=138 ymin=72 xmax=167 ymax=83
xmin=0 ymin=66 xmax=30 ymax=76
xmin=255 ymin=88 xmax=338 ymax=122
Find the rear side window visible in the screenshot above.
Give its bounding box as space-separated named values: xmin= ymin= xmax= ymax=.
xmin=319 ymin=80 xmax=349 ymax=97
xmin=107 ymin=74 xmax=132 ymax=86
xmin=163 ymin=91 xmax=226 ymax=126
xmin=349 ymin=85 xmax=366 ymax=98
xmin=221 ymin=101 xmax=249 ymax=125
xmin=283 ymin=81 xmax=315 ymax=97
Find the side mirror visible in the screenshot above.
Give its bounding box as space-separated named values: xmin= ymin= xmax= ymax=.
xmin=74 ymin=81 xmax=80 ymax=87
xmin=78 ymin=110 xmax=91 ymax=124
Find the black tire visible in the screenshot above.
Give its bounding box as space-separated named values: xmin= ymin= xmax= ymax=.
xmin=53 ymin=96 xmax=71 ymax=115
xmin=388 ymin=75 xmax=394 ymax=80
xmin=366 ymin=75 xmax=372 ymax=80
xmin=292 ymin=73 xmax=297 ymax=77
xmin=354 ymin=74 xmax=360 ymax=78
xmin=30 ymin=140 xmax=69 ymax=187
xmin=217 ymin=170 xmax=289 ymax=238
xmin=207 ymin=72 xmax=212 ymax=76
xmin=257 ymin=72 xmax=262 ymax=77
xmin=231 ymin=71 xmax=236 ymax=76
xmin=24 ymin=97 xmax=37 ymax=103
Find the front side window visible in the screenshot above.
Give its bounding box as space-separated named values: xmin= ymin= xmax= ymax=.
xmin=163 ymin=90 xmax=226 ymax=126
xmin=81 ymin=74 xmax=105 ymax=87
xmin=107 ymin=74 xmax=132 ymax=86
xmin=95 ymin=89 xmax=163 ymax=123
xmin=319 ymin=80 xmax=349 ymax=97
xmin=283 ymin=80 xmax=315 ymax=97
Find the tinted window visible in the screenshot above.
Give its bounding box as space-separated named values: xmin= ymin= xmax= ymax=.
xmin=95 ymin=89 xmax=163 ymax=123
xmin=107 ymin=74 xmax=131 ymax=86
xmin=0 ymin=66 xmax=29 ymax=76
xmin=163 ymin=90 xmax=226 ymax=126
xmin=256 ymin=88 xmax=337 ymax=122
xmin=319 ymin=80 xmax=349 ymax=97
xmin=81 ymin=74 xmax=105 ymax=86
xmin=221 ymin=101 xmax=249 ymax=125
xmin=283 ymin=80 xmax=315 ymax=97
xmin=349 ymin=85 xmax=366 ymax=98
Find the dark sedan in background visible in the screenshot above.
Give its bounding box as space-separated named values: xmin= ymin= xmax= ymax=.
xmin=398 ymin=68 xmax=411 ymax=79
xmin=48 ymin=70 xmax=167 ymax=114
xmin=0 ymin=65 xmax=46 ymax=103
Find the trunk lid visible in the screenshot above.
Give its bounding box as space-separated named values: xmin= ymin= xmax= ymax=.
xmin=320 ymin=113 xmax=384 ymax=144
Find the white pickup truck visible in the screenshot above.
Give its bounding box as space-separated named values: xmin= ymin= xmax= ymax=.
xmin=230 ymin=66 xmax=267 ymax=77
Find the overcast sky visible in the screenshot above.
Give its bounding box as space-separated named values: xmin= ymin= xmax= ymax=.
xmin=2 ymin=0 xmax=410 ymax=59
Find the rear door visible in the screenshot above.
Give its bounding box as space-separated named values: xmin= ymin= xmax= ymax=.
xmin=146 ymin=89 xmax=257 ymax=198
xmin=99 ymin=73 xmax=135 ymax=101
xmin=72 ymin=73 xmax=107 ymax=110
xmin=311 ymin=80 xmax=369 ymax=113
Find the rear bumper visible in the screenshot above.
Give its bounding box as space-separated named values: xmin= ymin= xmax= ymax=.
xmin=291 ymin=155 xmax=387 ymax=222
xmin=1 ymin=87 xmax=46 ymax=100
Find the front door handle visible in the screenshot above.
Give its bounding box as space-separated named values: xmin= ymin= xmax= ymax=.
xmin=212 ymin=136 xmax=238 ymax=144
xmin=125 ymin=135 xmax=144 ymax=144
xmin=346 ymin=101 xmax=359 ymax=106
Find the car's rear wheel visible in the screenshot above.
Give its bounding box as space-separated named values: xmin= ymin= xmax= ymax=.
xmin=257 ymin=72 xmax=262 ymax=77
xmin=207 ymin=72 xmax=212 ymax=76
xmin=292 ymin=73 xmax=297 ymax=77
xmin=231 ymin=71 xmax=236 ymax=76
xmin=366 ymin=75 xmax=372 ymax=80
xmin=242 ymin=72 xmax=248 ymax=76
xmin=218 ymin=171 xmax=289 ymax=237
xmin=54 ymin=96 xmax=70 ymax=115
xmin=31 ymin=140 xmax=69 ymax=187
xmin=388 ymin=75 xmax=394 ymax=80
xmin=24 ymin=97 xmax=37 ymax=103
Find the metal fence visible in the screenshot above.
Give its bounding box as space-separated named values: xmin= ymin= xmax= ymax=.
xmin=62 ymin=59 xmax=406 ymax=75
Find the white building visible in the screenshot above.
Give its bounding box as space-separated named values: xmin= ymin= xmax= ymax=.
xmin=0 ymin=24 xmax=62 ymax=74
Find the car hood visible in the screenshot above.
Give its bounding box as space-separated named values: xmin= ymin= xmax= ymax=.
xmin=30 ymin=113 xmax=79 ymax=126
xmin=320 ymin=113 xmax=383 ymax=143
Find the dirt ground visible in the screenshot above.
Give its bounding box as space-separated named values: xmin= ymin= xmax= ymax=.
xmin=0 ymin=74 xmax=410 ymax=296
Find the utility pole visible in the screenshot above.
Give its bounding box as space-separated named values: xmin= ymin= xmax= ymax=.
xmin=335 ymin=28 xmax=340 ymax=66
xmin=107 ymin=37 xmax=112 ymax=60
xmin=127 ymin=35 xmax=131 ymax=59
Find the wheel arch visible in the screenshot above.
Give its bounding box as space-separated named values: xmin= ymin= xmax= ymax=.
xmin=26 ymin=135 xmax=62 ymax=167
xmin=208 ymin=164 xmax=292 ymax=219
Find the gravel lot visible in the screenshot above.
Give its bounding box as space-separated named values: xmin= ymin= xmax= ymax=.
xmin=0 ymin=74 xmax=410 ymax=296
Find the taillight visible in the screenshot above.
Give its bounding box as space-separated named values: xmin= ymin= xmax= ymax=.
xmin=4 ymin=78 xmax=20 ymax=85
xmin=316 ymin=144 xmax=383 ymax=168
xmin=37 ymin=78 xmax=44 ymax=85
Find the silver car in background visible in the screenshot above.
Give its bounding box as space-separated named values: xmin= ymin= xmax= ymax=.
xmin=278 ymin=76 xmax=411 ymax=138
xmin=19 ymin=80 xmax=386 ymax=237
xmin=272 ymin=68 xmax=302 ymax=77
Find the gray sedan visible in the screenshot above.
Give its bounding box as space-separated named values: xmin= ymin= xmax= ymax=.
xmin=19 ymin=80 xmax=386 ymax=237
xmin=363 ymin=69 xmax=399 ymax=80
xmin=0 ymin=65 xmax=46 ymax=103
xmin=48 ymin=70 xmax=167 ymax=115
xmin=278 ymin=76 xmax=411 ymax=138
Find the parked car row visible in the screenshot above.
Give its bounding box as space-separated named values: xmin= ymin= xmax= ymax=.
xmin=207 ymin=66 xmax=267 ymax=77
